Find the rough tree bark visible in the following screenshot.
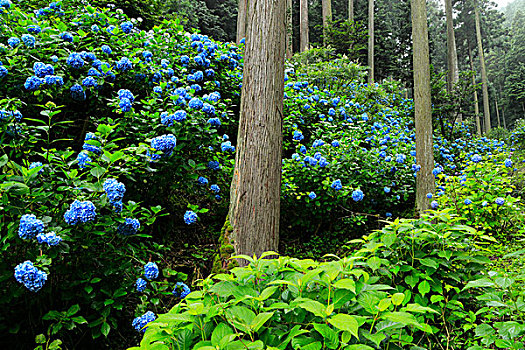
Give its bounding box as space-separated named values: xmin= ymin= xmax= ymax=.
xmin=300 ymin=0 xmax=309 ymax=52
xmin=322 ymin=0 xmax=332 ymax=47
xmin=228 ymin=0 xmax=286 ymax=266
xmin=368 ymin=0 xmax=374 ymax=84
xmin=411 ymin=0 xmax=435 ymax=214
xmin=349 ymin=0 xmax=354 ymax=22
xmin=468 ymin=45 xmax=482 ymax=136
xmin=445 ymin=0 xmax=461 ymax=123
xmin=474 ymin=0 xmax=491 ymax=133
xmin=286 ymin=0 xmax=293 ymax=59
xmin=495 ymin=99 xmax=501 ymax=128
xmin=236 ymin=0 xmax=248 ymax=45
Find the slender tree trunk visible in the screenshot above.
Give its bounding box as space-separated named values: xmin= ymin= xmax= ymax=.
xmin=411 ymin=0 xmax=435 ymax=214
xmin=300 ymin=0 xmax=309 ymax=52
xmin=445 ymin=0 xmax=461 ymax=123
xmin=349 ymin=0 xmax=354 ymax=22
xmin=322 ymin=0 xmax=332 ymax=47
xmin=495 ymin=98 xmax=501 ymax=128
xmin=236 ymin=0 xmax=248 ymax=45
xmin=228 ymin=0 xmax=286 ymax=265
xmin=502 ymin=105 xmax=507 ymax=129
xmin=468 ymin=46 xmax=482 ymax=136
xmin=368 ymin=0 xmax=374 ymax=84
xmin=286 ymin=0 xmax=293 ymax=59
xmin=474 ymin=0 xmax=491 ymax=133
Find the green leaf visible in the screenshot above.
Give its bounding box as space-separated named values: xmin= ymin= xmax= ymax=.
xmin=333 ymin=278 xmax=356 ymax=293
xmin=296 ymin=299 xmax=326 ymax=318
xmin=462 ymin=278 xmax=495 ymax=290
xmin=361 ymin=330 xmax=386 ymax=347
xmin=250 ymin=312 xmax=274 ymax=332
xmin=328 ymin=314 xmax=359 ymax=339
xmin=377 ymin=298 xmax=392 ymax=311
xmin=101 ymin=322 xmax=110 ymax=337
xmin=418 ymin=281 xmax=430 ymax=296
xmin=420 ymin=258 xmax=439 ymax=269
xmin=345 ymin=345 xmax=375 ymax=350
xmin=381 ymin=312 xmax=422 ymax=328
xmin=495 ymin=277 xmax=514 ymax=289
xmin=90 ymin=166 xmax=106 ymax=178
xmin=401 ymin=303 xmax=439 ymax=314
xmin=475 ymin=324 xmax=495 ymax=337
xmin=391 ymin=293 xmax=405 ymax=306
xmin=366 ymin=256 xmax=382 ymax=271
xmin=313 ymin=324 xmax=339 ymax=349
xmin=211 ymin=323 xmax=233 ymax=347
xmin=66 ymin=304 xmax=80 ymax=316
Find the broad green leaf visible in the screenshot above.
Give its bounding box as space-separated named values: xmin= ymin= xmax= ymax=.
xmin=333 ymin=278 xmax=356 ymax=293
xmin=250 ymin=312 xmax=274 ymax=332
xmin=366 ymin=256 xmax=382 ymax=271
xmin=418 ymin=281 xmax=430 ymax=296
xmin=211 ymin=323 xmax=233 ymax=347
xmin=462 ymin=278 xmax=495 ymax=290
xmin=328 ymin=314 xmax=359 ymax=339
xmin=401 ymin=303 xmax=439 ymax=314
xmin=296 ymin=299 xmax=327 ymax=318
xmin=391 ymin=293 xmax=405 ymax=306
xmin=313 ymin=323 xmax=339 ymax=349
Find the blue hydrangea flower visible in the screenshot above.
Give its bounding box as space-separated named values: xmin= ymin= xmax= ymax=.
xmin=69 ymin=83 xmax=85 ymax=101
xmin=116 ymin=57 xmax=132 ymax=71
xmin=7 ymin=37 xmax=20 ymax=47
xmin=91 ymin=24 xmax=100 ymax=32
xmin=482 ymin=201 xmax=488 ymax=207
xmin=101 ymin=44 xmax=112 ymax=54
xmin=208 ymin=118 xmax=221 ymax=126
xmin=386 ymin=212 xmax=392 ymax=218
xmin=132 ymin=311 xmax=155 ymax=333
xmin=77 ymin=151 xmax=91 ymax=168
xmin=14 ymin=261 xmax=47 ymax=292
xmin=198 ymin=176 xmax=208 ymax=185
xmin=67 ymin=53 xmax=84 ymax=68
xmin=24 ymin=76 xmax=43 ymax=91
xmin=331 ymin=140 xmax=340 ymax=147
xmin=117 ymin=218 xmax=140 ymax=236
xmin=64 ymin=200 xmax=97 ymax=225
xmin=82 ymin=76 xmax=97 ymax=87
xmin=103 ymin=178 xmax=126 ymax=208
xmin=29 ymin=162 xmax=44 ymax=174
xmin=202 ymin=103 xmax=215 ymax=115
xmin=60 ymin=31 xmax=73 ymax=42
xmin=431 ymin=201 xmax=439 ymax=209
xmin=293 ymin=130 xmax=304 ymax=141
xmin=331 ymin=179 xmax=342 ymax=191
xmin=0 ymin=0 xmax=11 ymax=9
xmin=36 ymin=231 xmax=62 ymax=246
xmin=352 ymin=189 xmax=364 ymax=202
xmin=181 ymin=55 xmax=190 ymax=65
xmin=471 ymin=154 xmax=482 ymax=163
xmin=505 ymin=158 xmax=513 ymax=168
xmin=308 ymin=192 xmax=316 ymax=199
xmin=18 ymin=214 xmax=44 ymax=240
xmin=136 ymin=278 xmax=147 ymax=292
xmin=172 ymin=282 xmax=191 ymax=299
xmin=44 ymin=75 xmax=64 ymax=85
xmin=221 ymin=141 xmax=235 ymax=152
xmin=0 ymin=66 xmax=7 ymax=78
xmin=184 ymin=210 xmax=198 ymax=225
xmin=27 ymin=25 xmax=42 ymax=34
xmin=21 ymin=34 xmax=36 ymax=47
xmin=384 ymin=187 xmax=391 ymax=193
xmin=151 ymin=134 xmax=177 ymax=157
xmin=426 ymin=193 xmax=433 ymax=199
xmin=144 ymin=262 xmax=159 ymax=280
xmin=210 ymin=184 xmax=220 ymax=193
xmin=30 ymin=62 xmax=53 ymax=78
xmin=495 ymin=197 xmax=505 ymax=206
xmin=188 ymin=98 xmax=203 ymax=110
xmin=120 ymin=21 xmax=133 ymax=34
xmin=119 ymin=98 xmax=132 ymax=112
xmin=464 ymin=198 xmax=472 ymax=205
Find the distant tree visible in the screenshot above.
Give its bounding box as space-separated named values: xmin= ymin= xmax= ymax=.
xmin=474 ymin=0 xmax=492 ymax=133
xmin=445 ymin=0 xmax=460 ymax=96
xmin=236 ymin=0 xmax=247 ymax=44
xmin=505 ymin=10 xmax=525 ymax=119
xmin=287 ymin=0 xmax=293 ymax=58
xmin=227 ymin=0 xmax=286 ymax=264
xmin=349 ymin=0 xmax=354 ymax=22
xmin=322 ymin=0 xmax=333 ymax=46
xmin=300 ymin=0 xmax=309 ymax=51
xmin=411 ymin=0 xmax=435 ymax=213
xmin=368 ymin=0 xmax=374 ymax=84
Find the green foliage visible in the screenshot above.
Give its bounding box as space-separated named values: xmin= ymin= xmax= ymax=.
xmin=318 ymin=19 xmax=367 ymax=62
xmin=133 ymin=252 xmax=434 ymax=350
xmin=487 ymin=126 xmax=511 ymax=142
xmin=433 ymin=155 xmax=525 ymax=236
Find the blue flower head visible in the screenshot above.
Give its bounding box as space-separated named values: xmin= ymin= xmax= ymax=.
xmin=431 ymin=201 xmax=439 ymax=209
xmin=172 ymin=282 xmax=191 ymax=299
xmin=120 ymin=21 xmax=133 ymax=34
xmin=293 ymin=130 xmax=304 ymax=141
xmin=103 ymin=178 xmax=126 ymax=204
xmin=331 ymin=179 xmax=342 ymax=191
xmin=117 ymin=218 xmax=140 ymax=236
xmin=198 ymin=176 xmax=208 ymax=185
xmin=60 ymin=32 xmax=73 ymax=42
xmin=21 ymin=34 xmax=36 ymax=47
xmin=184 ymin=210 xmax=198 ymax=225
xmin=132 ymin=311 xmax=155 ymax=333
xmin=144 ymin=262 xmax=159 ymax=280
xmin=136 ymin=278 xmax=147 ymax=292
xmin=151 ymin=134 xmax=177 ymax=157
xmin=495 ymin=197 xmax=505 ymax=206
xmin=29 ymin=162 xmax=44 ymax=174
xmin=210 ymin=184 xmax=220 ymax=193
xmin=352 ymin=189 xmax=364 ymax=202
xmin=36 ymin=231 xmax=62 ymax=246
xmin=505 ymin=158 xmax=513 ymax=168
xmin=24 ymin=76 xmax=43 ymax=91
xmin=77 ymin=151 xmax=91 ymax=168
xmin=8 ymin=37 xmax=20 ymax=47
xmin=308 ymin=192 xmax=316 ymax=199
xmin=14 ymin=261 xmax=47 ymax=292
xmin=67 ymin=53 xmax=84 ymax=69
xmin=18 ymin=214 xmax=44 ymax=240
xmin=64 ymin=200 xmax=97 ymax=225
xmin=464 ymin=198 xmax=472 ymax=205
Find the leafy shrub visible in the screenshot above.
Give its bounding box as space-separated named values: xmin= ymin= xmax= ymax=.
xmin=133 ymin=252 xmax=434 ymax=350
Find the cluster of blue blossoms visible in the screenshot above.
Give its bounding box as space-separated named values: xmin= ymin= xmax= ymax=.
xmin=18 ymin=214 xmax=44 ymax=240
xmin=150 ymin=134 xmax=177 ymax=160
xmin=132 ymin=311 xmax=156 ymax=333
xmin=184 ymin=210 xmax=198 ymax=225
xmin=103 ymin=178 xmax=126 ymax=212
xmin=64 ymin=200 xmax=97 ymax=225
xmin=14 ymin=261 xmax=47 ymax=292
xmin=37 ymin=231 xmax=62 ymax=246
xmin=118 ymin=89 xmax=134 ymax=112
xmin=117 ymin=218 xmax=140 ymax=236
xmin=172 ymin=282 xmax=191 ymax=299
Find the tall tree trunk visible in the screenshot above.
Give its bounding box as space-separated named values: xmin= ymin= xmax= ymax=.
xmin=495 ymin=98 xmax=501 ymax=128
xmin=445 ymin=0 xmax=461 ymax=123
xmin=322 ymin=0 xmax=332 ymax=47
xmin=349 ymin=0 xmax=354 ymax=22
xmin=286 ymin=0 xmax=293 ymax=59
xmin=502 ymin=105 xmax=507 ymax=129
xmin=236 ymin=0 xmax=248 ymax=45
xmin=411 ymin=0 xmax=435 ymax=214
xmin=474 ymin=0 xmax=491 ymax=133
xmin=368 ymin=0 xmax=374 ymax=84
xmin=468 ymin=46 xmax=482 ymax=136
xmin=300 ymin=0 xmax=309 ymax=52
xmin=228 ymin=0 xmax=285 ymax=265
